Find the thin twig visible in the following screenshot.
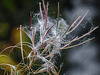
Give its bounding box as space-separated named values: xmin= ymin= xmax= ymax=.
xmin=39 ymin=2 xmax=44 ymax=20
xmin=45 ymin=2 xmax=49 ymax=29
xmin=42 ymin=0 xmax=46 ymax=15
xmin=20 ymin=25 xmax=24 ymax=62
xmin=67 ymin=10 xmax=89 ymax=35
xmin=55 ymin=37 xmax=95 ymax=51
xmin=62 ymin=16 xmax=81 ymax=37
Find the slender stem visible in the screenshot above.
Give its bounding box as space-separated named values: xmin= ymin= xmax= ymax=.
xmin=45 ymin=2 xmax=48 ymax=29
xmin=42 ymin=0 xmax=46 ymax=15
xmin=67 ymin=10 xmax=89 ymax=35
xmin=39 ymin=2 xmax=44 ymax=20
xmin=32 ymin=27 xmax=35 ymax=48
xmin=20 ymin=25 xmax=24 ymax=62
xmin=69 ymin=13 xmax=78 ymax=28
xmin=62 ymin=16 xmax=81 ymax=37
xmin=55 ymin=37 xmax=95 ymax=51
xmin=42 ymin=24 xmax=55 ymax=42
xmin=32 ymin=27 xmax=36 ymax=55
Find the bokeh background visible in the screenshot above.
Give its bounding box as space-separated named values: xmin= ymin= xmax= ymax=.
xmin=0 ymin=0 xmax=100 ymax=75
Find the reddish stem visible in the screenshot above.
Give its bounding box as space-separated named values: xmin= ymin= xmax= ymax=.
xmin=45 ymin=2 xmax=48 ymax=29
xmin=42 ymin=24 xmax=55 ymax=42
xmin=42 ymin=0 xmax=46 ymax=15
xmin=39 ymin=2 xmax=44 ymax=20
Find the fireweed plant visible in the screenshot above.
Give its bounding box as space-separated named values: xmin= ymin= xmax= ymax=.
xmin=0 ymin=0 xmax=98 ymax=75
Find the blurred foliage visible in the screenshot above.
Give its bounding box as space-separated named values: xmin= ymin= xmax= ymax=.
xmin=0 ymin=23 xmax=10 ymax=38
xmin=0 ymin=54 xmax=16 ymax=70
xmin=0 ymin=55 xmax=11 ymax=64
xmin=2 ymin=0 xmax=16 ymax=11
